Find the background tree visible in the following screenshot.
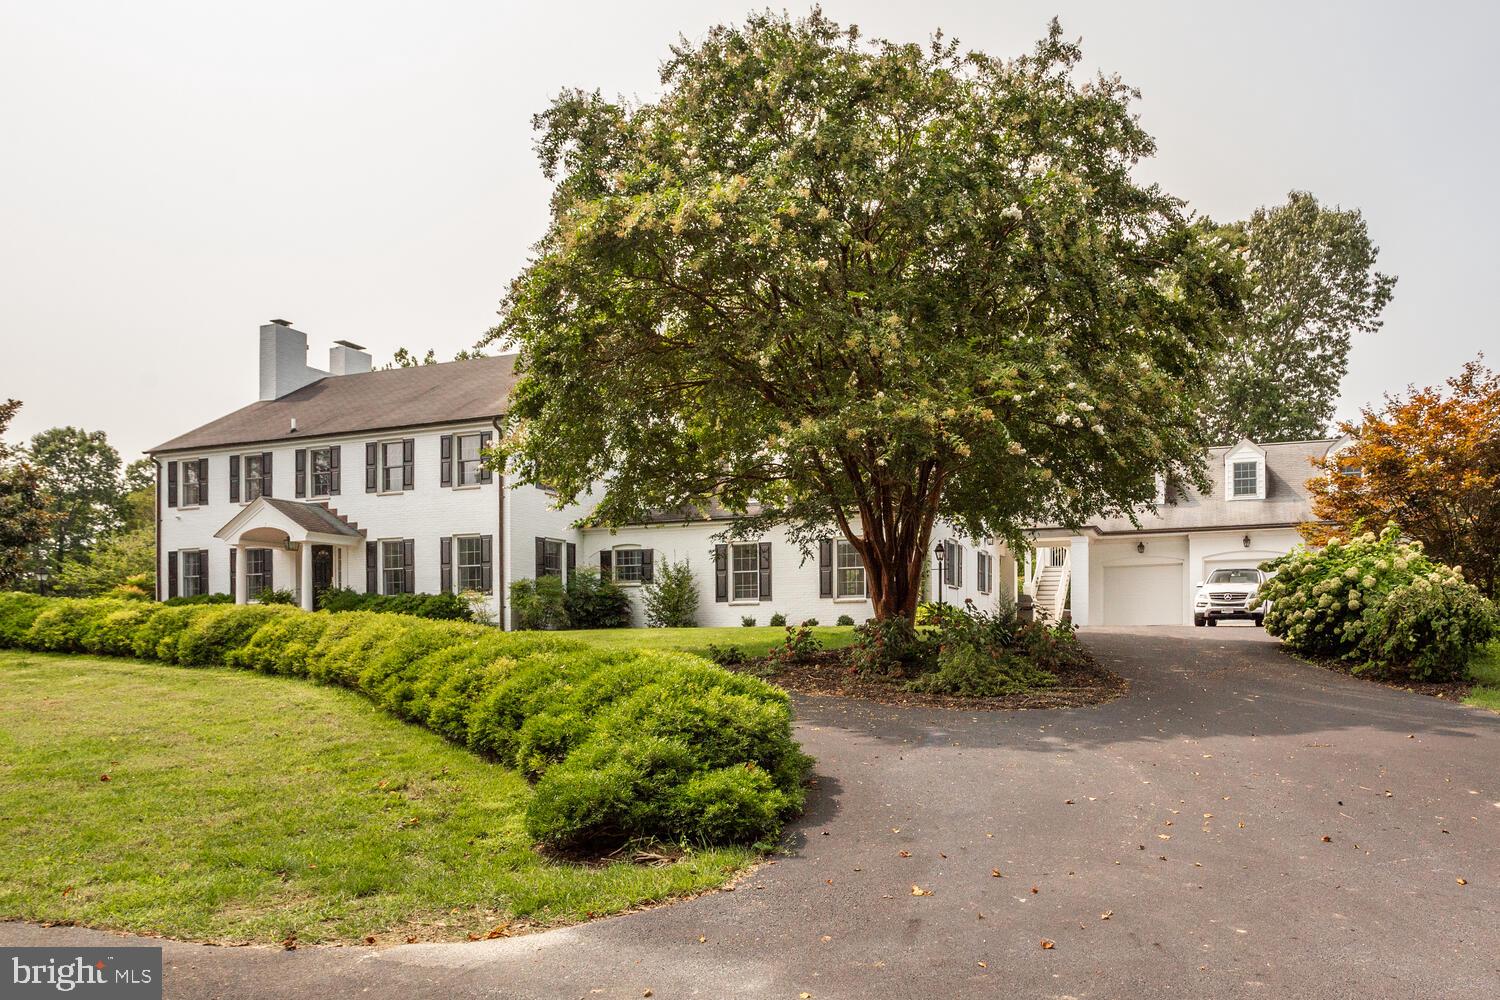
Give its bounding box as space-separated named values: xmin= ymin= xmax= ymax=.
xmin=1204 ymin=191 xmax=1396 ymax=443
xmin=488 ymin=13 xmax=1243 ymax=622
xmin=1305 ymin=358 xmax=1500 ymax=597
xmin=27 ymin=426 xmax=129 ymax=591
xmin=53 ymin=455 xmax=157 ymax=597
xmin=0 ymin=401 xmax=54 ymax=589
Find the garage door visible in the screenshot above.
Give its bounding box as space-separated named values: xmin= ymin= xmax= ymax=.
xmin=1101 ymin=564 xmax=1185 ymax=626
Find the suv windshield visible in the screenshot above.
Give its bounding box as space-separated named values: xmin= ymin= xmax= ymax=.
xmin=1207 ymin=568 xmax=1260 ymax=585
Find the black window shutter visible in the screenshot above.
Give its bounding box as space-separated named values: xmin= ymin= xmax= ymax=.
xmin=229 ymin=454 xmax=240 ymax=503
xmin=600 ymin=549 xmax=612 ymax=577
xmin=366 ymin=541 xmax=378 ymax=593
xmin=329 ymin=445 xmax=341 ymax=495
xmin=166 ymin=462 xmax=178 ymax=507
xmin=402 ymin=438 xmax=414 ymax=491
xmin=758 ymin=541 xmax=773 ymax=601
xmin=403 ymin=538 xmax=415 ymax=594
xmin=229 ymin=547 xmax=236 ymax=601
xmin=364 ymin=443 xmax=377 ymax=492
xmin=201 ymin=549 xmax=209 ymax=596
xmin=440 ymin=536 xmax=452 ymax=593
xmin=478 ymin=431 xmax=493 ymax=483
xmin=566 ymin=542 xmax=576 ymax=578
xmin=198 ymin=458 xmax=210 ymax=504
xmin=440 ymin=435 xmax=453 ymax=488
xmin=714 ymin=544 xmax=728 ymax=602
xmin=481 ymin=535 xmax=493 ymax=593
xmin=535 ymin=537 xmax=545 ymax=577
xmin=260 ymin=451 xmax=273 ymax=498
xmin=167 ymin=550 xmax=178 ymax=598
xmin=818 ymin=538 xmax=833 ymax=597
xmin=265 ymin=548 xmax=273 ymax=593
xmin=295 ymin=449 xmax=307 ymax=498
xmin=641 ymin=548 xmax=655 ymax=584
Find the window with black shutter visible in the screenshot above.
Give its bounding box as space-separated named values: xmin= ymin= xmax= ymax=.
xmin=440 ymin=536 xmax=453 ymax=593
xmin=365 ymin=540 xmax=378 ymax=592
xmin=328 ymin=445 xmax=341 ymax=495
xmin=166 ymin=462 xmax=178 ymax=508
xmin=714 ymin=544 xmax=728 ymax=602
xmin=818 ymin=539 xmax=833 ymax=598
xmin=295 ymin=449 xmax=307 ymax=498
xmin=229 ymin=454 xmax=240 ymax=503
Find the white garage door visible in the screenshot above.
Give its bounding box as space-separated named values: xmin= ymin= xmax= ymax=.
xmin=1101 ymin=564 xmax=1185 ymax=626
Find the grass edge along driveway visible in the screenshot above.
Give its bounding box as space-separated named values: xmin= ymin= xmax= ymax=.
xmin=0 ymin=651 xmax=754 ymax=946
xmin=1465 ymin=641 xmax=1500 ymax=711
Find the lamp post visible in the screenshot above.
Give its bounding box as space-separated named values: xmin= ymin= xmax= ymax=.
xmin=934 ymin=541 xmax=946 ymax=608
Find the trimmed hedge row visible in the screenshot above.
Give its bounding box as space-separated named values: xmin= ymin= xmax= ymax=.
xmin=0 ymin=593 xmax=809 ymax=850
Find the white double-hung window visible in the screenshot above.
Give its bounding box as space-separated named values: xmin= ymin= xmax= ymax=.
xmin=835 ymin=540 xmax=866 ymax=598
xmin=731 ymin=543 xmax=760 ymax=601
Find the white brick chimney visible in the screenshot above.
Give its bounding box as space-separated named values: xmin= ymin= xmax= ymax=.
xmin=328 ymin=339 xmax=372 ymax=376
xmin=258 ymin=321 xmax=373 ymax=400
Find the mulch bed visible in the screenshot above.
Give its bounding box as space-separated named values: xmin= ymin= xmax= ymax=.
xmin=1295 ymin=653 xmax=1473 ymax=702
xmin=733 ymin=649 xmax=1127 ymax=711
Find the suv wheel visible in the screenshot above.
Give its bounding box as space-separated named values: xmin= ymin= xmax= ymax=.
xmin=1194 ymin=615 xmax=1205 ymax=627
xmin=1253 ymin=614 xmax=1264 ymax=628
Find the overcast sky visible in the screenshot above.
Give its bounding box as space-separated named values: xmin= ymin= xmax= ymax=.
xmin=2 ymin=0 xmax=1495 ymax=461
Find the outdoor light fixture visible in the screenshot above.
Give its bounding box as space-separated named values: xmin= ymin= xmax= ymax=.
xmin=1136 ymin=541 xmax=1145 ymax=554
xmin=934 ymin=541 xmax=947 ymax=607
xmin=1243 ymin=534 xmax=1252 ymax=548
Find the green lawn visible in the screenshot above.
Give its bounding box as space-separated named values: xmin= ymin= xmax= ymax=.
xmin=1465 ymin=642 xmax=1500 ymax=711
xmin=0 ymin=651 xmax=752 ymax=945
xmin=567 ymin=624 xmax=858 ymax=658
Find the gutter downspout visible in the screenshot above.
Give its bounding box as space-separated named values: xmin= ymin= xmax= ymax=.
xmin=492 ymin=416 xmax=506 ymax=631
xmin=152 ymin=456 xmax=163 ymax=601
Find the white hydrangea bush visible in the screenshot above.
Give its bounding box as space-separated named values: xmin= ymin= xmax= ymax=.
xmin=1258 ymin=524 xmax=1494 ymax=680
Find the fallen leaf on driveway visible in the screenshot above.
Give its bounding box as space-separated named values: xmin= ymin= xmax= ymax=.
xmin=1040 ymin=939 xmax=1055 ymax=949
xmin=977 ymin=961 xmax=987 ymax=968
xmin=899 ymin=851 xmax=911 ymax=858
xmin=1100 ymin=910 xmax=1113 ymax=920
xmin=912 ymin=885 xmax=932 ymax=896
xmin=1321 ymin=836 xmax=1332 ymax=843
xmin=1457 ymin=878 xmax=1468 ymax=885
xmin=991 ymin=869 xmax=1003 ymax=878
xmin=1030 ymin=886 xmax=1039 ymax=894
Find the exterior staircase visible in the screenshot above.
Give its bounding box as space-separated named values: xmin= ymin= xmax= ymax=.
xmin=1032 ymin=559 xmax=1070 ymax=623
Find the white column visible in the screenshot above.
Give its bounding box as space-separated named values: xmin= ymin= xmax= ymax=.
xmin=1068 ymin=534 xmax=1091 ymax=627
xmin=299 ymin=542 xmax=314 ymax=611
xmin=234 ymin=543 xmax=249 ymax=605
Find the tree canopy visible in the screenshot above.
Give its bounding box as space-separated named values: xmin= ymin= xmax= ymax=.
xmin=488 ymin=12 xmax=1244 ymax=620
xmin=1305 ymin=358 xmax=1500 ymax=597
xmin=0 ymin=401 xmax=53 ymax=589
xmin=1204 ymin=191 xmax=1395 ymax=443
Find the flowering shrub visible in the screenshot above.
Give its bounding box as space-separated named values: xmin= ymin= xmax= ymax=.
xmin=1259 ymin=525 xmax=1494 ymax=680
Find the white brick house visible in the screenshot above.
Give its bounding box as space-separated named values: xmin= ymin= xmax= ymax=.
xmin=149 ymin=322 xmax=1010 ymax=628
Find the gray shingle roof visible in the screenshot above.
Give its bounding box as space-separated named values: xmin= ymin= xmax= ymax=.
xmin=149 ymin=354 xmax=518 ymax=453
xmin=261 ymin=498 xmax=364 ymax=538
xmin=1034 ymin=439 xmax=1338 ymax=535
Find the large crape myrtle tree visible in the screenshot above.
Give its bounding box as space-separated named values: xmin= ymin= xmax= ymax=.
xmin=487 ymin=12 xmax=1244 ymax=622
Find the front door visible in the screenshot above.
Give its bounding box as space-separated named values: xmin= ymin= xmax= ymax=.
xmin=311 ymin=545 xmax=334 ymax=601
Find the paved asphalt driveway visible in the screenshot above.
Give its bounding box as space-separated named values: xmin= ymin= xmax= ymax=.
xmin=6 ymin=627 xmax=1499 ymax=999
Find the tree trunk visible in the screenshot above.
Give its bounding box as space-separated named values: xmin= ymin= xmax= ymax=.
xmin=842 ymin=481 xmax=944 ymax=625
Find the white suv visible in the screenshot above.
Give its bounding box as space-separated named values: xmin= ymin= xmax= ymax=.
xmin=1193 ymin=567 xmax=1269 ymax=627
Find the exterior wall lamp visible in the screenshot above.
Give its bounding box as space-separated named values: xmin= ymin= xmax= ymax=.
xmin=1136 ymin=541 xmax=1145 ymax=554
xmin=1243 ymin=534 xmax=1251 ymax=548
xmin=934 ymin=541 xmax=946 ymax=607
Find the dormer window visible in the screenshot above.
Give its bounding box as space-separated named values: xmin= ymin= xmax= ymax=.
xmin=1231 ymin=461 xmax=1259 ymax=498
xmin=1224 ymin=439 xmax=1267 ymax=501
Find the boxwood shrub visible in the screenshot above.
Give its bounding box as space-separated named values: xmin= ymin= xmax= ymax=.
xmin=1259 ymin=525 xmax=1495 ymax=681
xmin=0 ymin=593 xmax=809 ymax=850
